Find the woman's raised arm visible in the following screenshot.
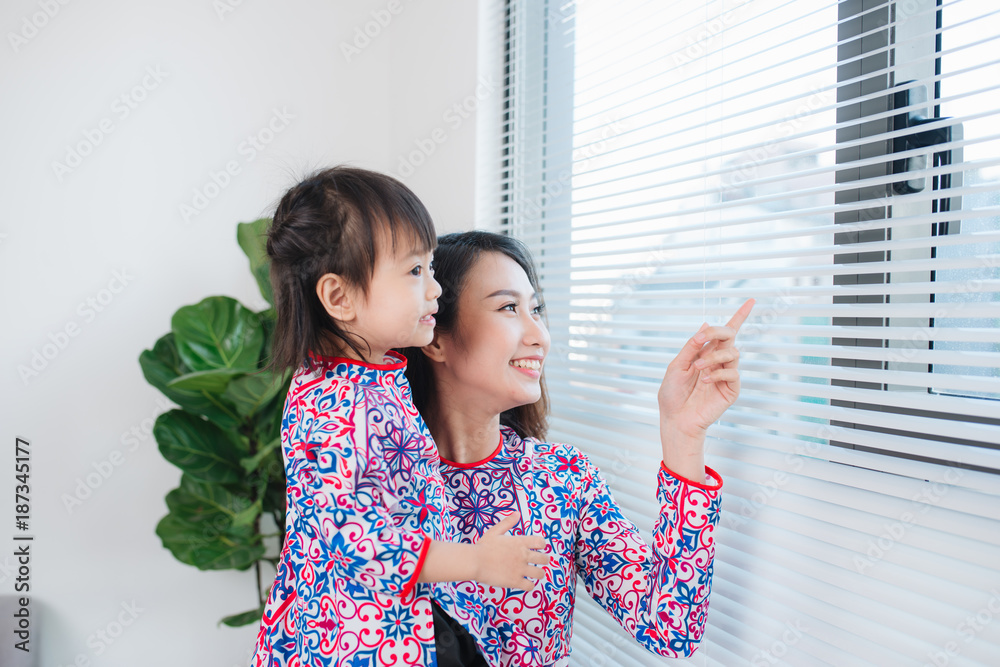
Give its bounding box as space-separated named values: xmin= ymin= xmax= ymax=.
xmin=657 ymin=299 xmax=754 ymax=481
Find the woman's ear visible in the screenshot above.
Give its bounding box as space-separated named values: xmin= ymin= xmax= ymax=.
xmin=315 ymin=273 xmax=356 ymax=322
xmin=421 ymin=330 xmax=448 ymax=363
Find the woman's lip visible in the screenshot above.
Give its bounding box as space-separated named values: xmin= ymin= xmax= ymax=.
xmin=510 ymin=364 xmax=541 ymax=377
xmin=419 ymin=315 xmax=436 ymax=325
xmin=509 ymin=358 xmax=543 ymax=376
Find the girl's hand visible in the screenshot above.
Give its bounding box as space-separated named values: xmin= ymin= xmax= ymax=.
xmin=472 ymin=512 xmax=549 ymax=590
xmin=658 ymin=299 xmax=754 ymax=479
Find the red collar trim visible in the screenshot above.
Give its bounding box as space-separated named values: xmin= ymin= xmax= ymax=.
xmin=439 ymin=433 xmax=505 ymax=469
xmin=309 ymin=349 xmax=407 ymax=371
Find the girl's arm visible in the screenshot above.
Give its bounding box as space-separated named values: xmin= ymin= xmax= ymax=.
xmin=574 ymin=450 xmax=722 ymax=658
xmin=289 ymin=384 xmax=545 ymax=599
xmin=419 ymin=512 xmax=548 ymax=589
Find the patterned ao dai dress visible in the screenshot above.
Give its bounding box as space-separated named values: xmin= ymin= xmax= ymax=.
xmin=437 ymin=425 xmax=723 ymax=667
xmin=252 ymin=352 xmax=501 ymax=667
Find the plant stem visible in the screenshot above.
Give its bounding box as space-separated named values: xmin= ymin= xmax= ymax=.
xmin=255 ymin=559 xmax=263 ymax=606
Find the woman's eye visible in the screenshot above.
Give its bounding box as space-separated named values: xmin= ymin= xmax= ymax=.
xmin=532 ymin=303 xmax=546 ymax=316
xmin=500 ymin=303 xmax=517 ymax=312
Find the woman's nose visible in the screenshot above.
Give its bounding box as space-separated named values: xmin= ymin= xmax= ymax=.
xmin=522 ymin=311 xmax=550 ymax=348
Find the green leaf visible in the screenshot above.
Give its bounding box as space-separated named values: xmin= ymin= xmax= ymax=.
xmin=154 ymin=410 xmax=244 ymax=483
xmin=253 ymin=384 xmax=286 ymax=448
xmin=165 ymin=474 xmax=255 ymax=526
xmin=172 ymin=297 xmax=264 ymax=373
xmin=156 ymin=512 xmax=263 ymax=571
xmin=231 ymin=499 xmax=263 ymax=528
xmin=240 ymin=437 xmax=281 ymax=474
xmin=219 ymin=605 xmax=265 ymax=628
xmin=139 ymin=334 xmax=241 ymax=430
xmin=237 ymin=218 xmax=274 ymax=306
xmin=223 ymin=369 xmax=290 ymax=419
xmin=157 ymin=475 xmax=264 ymax=570
xmin=168 ymin=369 xmax=245 ymax=394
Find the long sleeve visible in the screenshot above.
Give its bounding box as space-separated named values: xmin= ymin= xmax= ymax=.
xmin=574 ymin=454 xmax=723 ymax=658
xmin=285 ymin=379 xmax=430 ymax=599
xmin=255 ymin=355 xmax=456 ymax=667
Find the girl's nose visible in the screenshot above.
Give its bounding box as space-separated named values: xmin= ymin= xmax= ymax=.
xmin=428 ymin=274 xmax=442 ymax=301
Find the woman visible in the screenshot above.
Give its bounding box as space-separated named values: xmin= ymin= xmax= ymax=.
xmin=402 ymin=231 xmax=753 ymax=666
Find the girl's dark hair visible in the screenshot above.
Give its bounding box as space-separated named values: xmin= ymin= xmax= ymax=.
xmin=401 ymin=230 xmax=549 ymax=441
xmin=267 ymin=166 xmax=435 ymax=373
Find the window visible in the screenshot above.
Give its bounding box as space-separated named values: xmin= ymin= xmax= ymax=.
xmin=831 ymin=0 xmax=1000 ymax=473
xmin=478 ymin=0 xmax=1000 ymax=664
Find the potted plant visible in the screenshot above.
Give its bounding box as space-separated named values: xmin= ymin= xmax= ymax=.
xmin=139 ymin=218 xmax=288 ymax=626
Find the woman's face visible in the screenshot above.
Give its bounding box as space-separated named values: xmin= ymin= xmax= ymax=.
xmin=433 ymin=251 xmax=550 ymax=415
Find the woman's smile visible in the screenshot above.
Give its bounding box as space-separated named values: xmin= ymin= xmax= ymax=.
xmin=509 ymin=356 xmax=543 ymax=377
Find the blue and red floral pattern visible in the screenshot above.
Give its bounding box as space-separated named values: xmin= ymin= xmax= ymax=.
xmin=252 ymin=352 xmax=499 ymax=667
xmin=438 ymin=426 xmax=722 ymax=666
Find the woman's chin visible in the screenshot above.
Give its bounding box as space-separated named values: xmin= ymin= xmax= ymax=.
xmin=505 ymin=388 xmax=541 ymax=410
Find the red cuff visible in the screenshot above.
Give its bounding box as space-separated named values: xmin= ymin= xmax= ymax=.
xmin=399 ymin=535 xmax=431 ymax=599
xmin=660 ymin=461 xmax=723 ymax=491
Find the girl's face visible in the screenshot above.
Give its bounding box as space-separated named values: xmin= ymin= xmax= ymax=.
xmin=349 ymin=240 xmax=441 ymax=361
xmin=433 ymin=252 xmax=550 ymax=414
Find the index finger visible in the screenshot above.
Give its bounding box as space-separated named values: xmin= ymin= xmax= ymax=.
xmin=725 ymin=298 xmax=756 ymax=333
xmin=488 ymin=512 xmax=520 ymax=533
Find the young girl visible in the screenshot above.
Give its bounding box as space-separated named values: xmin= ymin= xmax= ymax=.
xmin=251 ymin=168 xmax=547 ymax=667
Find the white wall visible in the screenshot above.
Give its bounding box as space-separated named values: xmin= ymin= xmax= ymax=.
xmin=0 ymin=1 xmax=478 ymax=665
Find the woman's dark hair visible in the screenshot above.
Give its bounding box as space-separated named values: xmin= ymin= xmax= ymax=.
xmin=266 ymin=166 xmax=436 ymax=373
xmin=402 ymin=230 xmax=549 ymax=440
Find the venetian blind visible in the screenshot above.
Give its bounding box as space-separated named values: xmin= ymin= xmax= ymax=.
xmin=477 ymin=0 xmax=1000 ymax=665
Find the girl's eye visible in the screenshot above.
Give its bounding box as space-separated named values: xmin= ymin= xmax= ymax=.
xmin=410 ymin=265 xmax=422 ymax=276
